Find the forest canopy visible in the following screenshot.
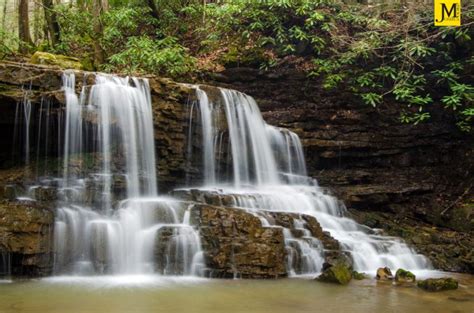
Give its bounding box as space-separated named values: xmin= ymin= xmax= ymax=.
xmin=1 ymin=0 xmax=473 ymax=131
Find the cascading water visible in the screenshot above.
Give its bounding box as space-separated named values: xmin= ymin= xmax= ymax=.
xmin=187 ymin=86 xmax=431 ymax=275
xmin=13 ymin=69 xmax=430 ymax=279
xmin=52 ymin=72 xmax=204 ymax=276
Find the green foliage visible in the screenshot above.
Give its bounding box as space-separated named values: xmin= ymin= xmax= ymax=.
xmin=0 ymin=27 xmax=19 ymax=59
xmin=107 ymin=36 xmax=196 ymax=76
xmin=53 ymin=5 xmax=95 ymax=60
xmin=101 ymin=7 xmax=156 ymax=54
xmin=11 ymin=0 xmax=472 ymax=131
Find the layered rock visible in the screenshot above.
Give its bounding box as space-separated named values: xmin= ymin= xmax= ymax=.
xmin=0 ymin=198 xmax=54 ymax=276
xmin=176 ymin=188 xmax=347 ymax=278
xmin=205 ymin=67 xmax=474 ymax=273
xmin=191 ymin=204 xmax=287 ymax=278
xmin=0 ymin=61 xmax=195 ymax=192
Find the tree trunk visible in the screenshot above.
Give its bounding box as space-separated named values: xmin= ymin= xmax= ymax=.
xmin=1 ymin=0 xmax=7 ymax=30
xmin=43 ymin=0 xmax=60 ymax=46
xmin=18 ymin=0 xmax=33 ymax=53
xmin=146 ymin=0 xmax=160 ymax=20
xmin=92 ymin=0 xmax=106 ymax=67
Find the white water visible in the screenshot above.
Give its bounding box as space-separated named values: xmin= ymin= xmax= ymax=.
xmin=53 ymin=73 xmax=203 ymax=276
xmin=188 ymin=86 xmax=431 ymax=274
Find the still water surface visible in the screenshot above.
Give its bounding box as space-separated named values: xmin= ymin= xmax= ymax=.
xmin=0 ymin=272 xmax=472 ymax=313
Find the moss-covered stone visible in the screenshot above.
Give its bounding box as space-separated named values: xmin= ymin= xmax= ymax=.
xmin=417 ymin=278 xmax=458 ymax=292
xmin=352 ymin=270 xmax=367 ymax=280
xmin=317 ymin=262 xmax=352 ymax=285
xmin=395 ymin=268 xmax=416 ymax=283
xmin=30 ymin=51 xmax=83 ymax=70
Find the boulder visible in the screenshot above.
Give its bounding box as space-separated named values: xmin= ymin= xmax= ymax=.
xmin=376 ymin=267 xmax=394 ymax=280
xmin=417 ymin=278 xmax=458 ymax=292
xmin=30 ymin=51 xmax=83 ymax=70
xmin=395 ymin=268 xmax=416 ymax=283
xmin=352 ymin=270 xmax=367 ymax=280
xmin=316 ymin=262 xmax=352 ymax=285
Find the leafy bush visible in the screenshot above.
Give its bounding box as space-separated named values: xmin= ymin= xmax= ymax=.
xmin=106 ymin=35 xmax=196 ymax=77
xmin=0 ymin=27 xmax=19 ymax=59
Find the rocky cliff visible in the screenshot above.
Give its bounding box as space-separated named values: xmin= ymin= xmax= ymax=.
xmin=204 ymin=67 xmax=474 ymax=273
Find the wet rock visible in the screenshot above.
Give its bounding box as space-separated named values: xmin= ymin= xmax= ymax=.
xmin=191 ymin=204 xmax=287 ymax=278
xmin=0 ymin=185 xmax=17 ymax=200
xmin=32 ymin=186 xmax=58 ymax=202
xmin=316 ymin=262 xmax=352 ymax=285
xmin=417 ymin=278 xmax=458 ymax=292
xmin=376 ymin=267 xmax=394 ymax=280
xmin=395 ymin=268 xmax=416 ymax=283
xmin=0 ymin=200 xmax=54 ymax=276
xmin=352 ymin=270 xmax=367 ymax=280
xmin=154 ymin=226 xmax=180 ymax=274
xmin=89 ymin=221 xmax=110 ymax=274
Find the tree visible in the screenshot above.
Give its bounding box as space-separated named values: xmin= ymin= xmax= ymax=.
xmin=92 ymin=0 xmax=107 ymax=67
xmin=43 ymin=0 xmax=60 ymax=46
xmin=146 ymin=0 xmax=160 ymax=20
xmin=18 ymin=0 xmax=33 ymax=53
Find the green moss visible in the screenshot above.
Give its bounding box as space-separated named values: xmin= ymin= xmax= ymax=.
xmin=417 ymin=278 xmax=458 ymax=292
xmin=395 ymin=268 xmax=416 ymax=283
xmin=30 ymin=51 xmax=83 ymax=70
xmin=317 ymin=263 xmax=352 ymax=285
xmin=220 ymin=45 xmax=268 ymax=67
xmin=352 ymin=270 xmax=367 ymax=280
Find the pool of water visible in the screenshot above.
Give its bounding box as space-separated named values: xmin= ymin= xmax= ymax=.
xmin=0 ymin=272 xmax=472 ymax=313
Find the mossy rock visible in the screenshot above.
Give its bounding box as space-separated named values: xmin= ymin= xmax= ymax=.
xmin=417 ymin=278 xmax=458 ymax=292
xmin=352 ymin=270 xmax=367 ymax=280
xmin=30 ymin=51 xmax=83 ymax=70
xmin=317 ymin=263 xmax=352 ymax=285
xmin=219 ymin=45 xmax=268 ymax=67
xmin=395 ymin=268 xmax=416 ymax=283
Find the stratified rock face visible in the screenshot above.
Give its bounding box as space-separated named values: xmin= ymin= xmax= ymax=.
xmin=0 ymin=199 xmax=54 ymax=277
xmin=206 ymin=67 xmax=474 ymax=273
xmin=173 ymin=188 xmax=348 ymax=277
xmin=190 ymin=204 xmax=287 ymax=278
xmin=0 ymin=61 xmax=196 ymax=192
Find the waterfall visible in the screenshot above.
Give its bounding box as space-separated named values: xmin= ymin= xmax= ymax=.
xmin=21 ymin=70 xmax=430 ymax=278
xmin=189 ymin=86 xmax=431 ymax=275
xmin=53 ymin=73 xmax=204 ymax=276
